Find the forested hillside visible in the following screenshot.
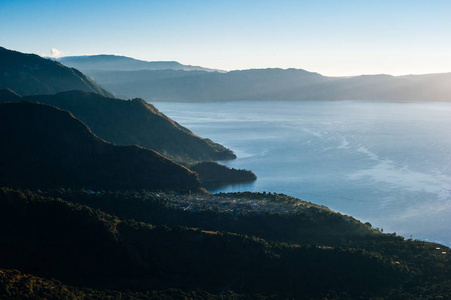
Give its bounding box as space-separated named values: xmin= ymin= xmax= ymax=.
xmin=0 ymin=102 xmax=201 ymax=191
xmin=1 ymin=188 xmax=449 ymax=299
xmin=0 ymin=47 xmax=113 ymax=97
xmin=0 ymin=89 xmax=235 ymax=163
xmin=19 ymin=90 xmax=235 ymax=163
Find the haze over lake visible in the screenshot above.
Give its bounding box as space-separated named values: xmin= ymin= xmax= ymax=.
xmin=155 ymin=100 xmax=451 ymax=246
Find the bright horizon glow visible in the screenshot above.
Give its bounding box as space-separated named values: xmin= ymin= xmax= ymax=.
xmin=1 ymin=0 xmax=451 ymax=77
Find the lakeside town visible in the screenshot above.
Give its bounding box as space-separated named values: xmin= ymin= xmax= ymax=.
xmin=149 ymin=191 xmax=333 ymax=216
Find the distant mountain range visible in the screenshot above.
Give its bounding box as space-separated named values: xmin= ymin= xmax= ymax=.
xmin=60 ymin=54 xmax=451 ymax=102
xmin=58 ymin=54 xmax=222 ymax=72
xmin=92 ymin=68 xmax=451 ymax=102
xmin=0 ymin=89 xmax=235 ymax=163
xmin=4 ymin=47 xmax=451 ymax=102
xmin=0 ymin=47 xmax=113 ymax=97
xmin=0 ymin=101 xmax=201 ymax=191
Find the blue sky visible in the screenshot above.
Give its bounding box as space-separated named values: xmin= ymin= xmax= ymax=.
xmin=1 ymin=0 xmax=451 ymax=76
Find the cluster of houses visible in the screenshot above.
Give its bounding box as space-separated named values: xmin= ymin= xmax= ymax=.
xmin=152 ymin=192 xmax=322 ymax=216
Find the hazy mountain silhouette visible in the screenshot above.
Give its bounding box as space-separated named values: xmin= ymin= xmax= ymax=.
xmin=0 ymin=47 xmax=113 ymax=97
xmin=83 ymin=67 xmax=451 ymax=102
xmin=59 ymin=54 xmax=222 ymax=72
xmin=11 ymin=47 xmax=451 ymax=102
xmin=0 ymin=90 xmax=235 ymax=162
xmin=0 ymin=102 xmax=201 ymax=191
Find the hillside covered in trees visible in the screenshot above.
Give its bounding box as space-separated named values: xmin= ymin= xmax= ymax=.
xmin=0 ymin=89 xmax=235 ymax=163
xmin=191 ymin=162 xmax=257 ymax=188
xmin=0 ymin=188 xmax=450 ymax=299
xmin=0 ymin=102 xmax=201 ymax=192
xmin=0 ymin=47 xmax=113 ymax=97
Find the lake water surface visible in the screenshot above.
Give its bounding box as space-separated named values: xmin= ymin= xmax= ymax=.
xmin=154 ymin=100 xmax=451 ymax=246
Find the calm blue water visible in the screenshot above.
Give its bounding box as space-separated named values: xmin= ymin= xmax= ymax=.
xmin=154 ymin=101 xmax=451 ymax=246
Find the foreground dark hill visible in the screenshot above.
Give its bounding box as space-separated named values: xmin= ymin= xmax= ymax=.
xmin=59 ymin=54 xmax=221 ymax=72
xmin=0 ymin=47 xmax=113 ymax=97
xmin=0 ymin=102 xmax=201 ymax=191
xmin=4 ymin=188 xmax=450 ymax=299
xmin=85 ymin=67 xmax=451 ymax=102
xmin=0 ymin=268 xmax=221 ymax=299
xmin=19 ymin=90 xmax=235 ymax=162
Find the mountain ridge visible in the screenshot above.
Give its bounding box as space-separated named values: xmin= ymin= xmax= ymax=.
xmin=58 ymin=54 xmax=223 ymax=72
xmin=67 ymin=55 xmax=451 ymax=102
xmin=0 ymin=89 xmax=235 ymax=163
xmin=0 ymin=46 xmax=113 ymax=97
xmin=0 ymin=101 xmax=201 ymax=191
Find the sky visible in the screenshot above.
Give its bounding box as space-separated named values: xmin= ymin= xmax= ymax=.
xmin=1 ymin=0 xmax=451 ymax=76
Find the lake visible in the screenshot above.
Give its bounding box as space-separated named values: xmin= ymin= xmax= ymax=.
xmin=154 ymin=100 xmax=451 ymax=246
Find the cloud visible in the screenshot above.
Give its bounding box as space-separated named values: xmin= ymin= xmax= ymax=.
xmin=50 ymin=48 xmax=62 ymax=58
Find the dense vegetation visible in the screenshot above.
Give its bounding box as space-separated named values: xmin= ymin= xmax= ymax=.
xmin=0 ymin=89 xmax=236 ymax=163
xmin=0 ymin=268 xmax=234 ymax=300
xmin=3 ymin=188 xmax=450 ymax=299
xmin=0 ymin=47 xmax=113 ymax=97
xmin=37 ymin=190 xmax=380 ymax=245
xmin=191 ymin=162 xmax=257 ymax=188
xmin=0 ymin=102 xmax=201 ymax=192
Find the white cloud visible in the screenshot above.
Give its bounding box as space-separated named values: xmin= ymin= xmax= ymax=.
xmin=50 ymin=48 xmax=62 ymax=58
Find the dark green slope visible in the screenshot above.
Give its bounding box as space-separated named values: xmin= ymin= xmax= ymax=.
xmin=0 ymin=188 xmax=420 ymax=299
xmin=0 ymin=268 xmax=225 ymax=299
xmin=21 ymin=90 xmax=235 ymax=162
xmin=191 ymin=162 xmax=257 ymax=188
xmin=49 ymin=190 xmax=380 ymax=246
xmin=47 ymin=189 xmax=451 ymax=298
xmin=0 ymin=102 xmax=201 ymax=191
xmin=0 ymin=47 xmax=113 ymax=97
